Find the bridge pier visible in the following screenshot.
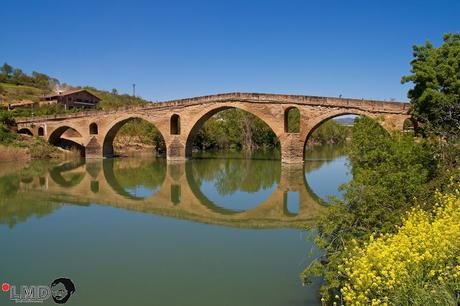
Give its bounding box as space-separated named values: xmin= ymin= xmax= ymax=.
xmin=280 ymin=134 xmax=304 ymax=163
xmin=166 ymin=136 xmax=187 ymax=161
xmin=85 ymin=136 xmax=104 ymax=158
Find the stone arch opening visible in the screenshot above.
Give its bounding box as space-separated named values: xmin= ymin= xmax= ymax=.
xmin=283 ymin=191 xmax=300 ymax=216
xmin=304 ymin=114 xmax=358 ymax=157
xmin=102 ymin=117 xmax=166 ymax=158
xmin=48 ymin=126 xmax=85 ymax=156
xmin=403 ymin=118 xmax=417 ymax=134
xmin=170 ymin=114 xmax=180 ymax=135
xmin=38 ymin=127 xmax=44 ymax=136
xmin=185 ymin=106 xmax=280 ymax=158
xmin=18 ymin=128 xmax=33 ymax=136
xmin=89 ymin=123 xmax=98 ymax=135
xmin=284 ymin=107 xmax=300 ymax=133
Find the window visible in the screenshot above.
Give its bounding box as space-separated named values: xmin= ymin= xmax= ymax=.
xmin=170 ymin=114 xmax=180 ymax=135
xmin=89 ymin=123 xmax=98 ymax=135
xmin=284 ymin=107 xmax=300 ymax=133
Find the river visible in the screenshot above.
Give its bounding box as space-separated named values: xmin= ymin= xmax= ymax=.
xmin=0 ymin=145 xmax=351 ymax=306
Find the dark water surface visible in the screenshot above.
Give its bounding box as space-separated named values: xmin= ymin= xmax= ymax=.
xmin=0 ymin=145 xmax=350 ymax=306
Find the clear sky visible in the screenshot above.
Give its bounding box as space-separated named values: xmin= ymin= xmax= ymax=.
xmin=2 ymin=0 xmax=459 ymax=102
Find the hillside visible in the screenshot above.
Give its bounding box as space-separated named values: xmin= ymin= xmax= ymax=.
xmin=0 ymin=83 xmax=150 ymax=114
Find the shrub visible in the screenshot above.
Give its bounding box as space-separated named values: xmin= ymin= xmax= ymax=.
xmin=340 ymin=180 xmax=460 ymax=305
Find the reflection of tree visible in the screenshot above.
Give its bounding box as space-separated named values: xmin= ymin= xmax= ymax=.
xmin=112 ymin=158 xmax=166 ymax=190
xmin=190 ymin=159 xmax=280 ymax=196
xmin=305 ymin=144 xmax=347 ymax=161
xmin=0 ymin=196 xmax=61 ymax=228
xmin=0 ymin=174 xmax=19 ymax=197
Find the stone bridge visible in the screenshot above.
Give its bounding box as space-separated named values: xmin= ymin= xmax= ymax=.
xmin=15 ymin=92 xmax=410 ymax=163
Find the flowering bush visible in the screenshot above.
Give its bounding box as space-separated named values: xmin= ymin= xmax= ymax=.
xmin=340 ymin=182 xmax=460 ymax=305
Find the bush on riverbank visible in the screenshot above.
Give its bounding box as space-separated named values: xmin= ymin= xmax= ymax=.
xmin=340 ymin=181 xmax=460 ymax=305
xmin=301 ymin=117 xmax=443 ymax=303
xmin=0 ymin=135 xmax=63 ymax=161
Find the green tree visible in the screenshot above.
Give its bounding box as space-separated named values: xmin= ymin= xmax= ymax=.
xmin=401 ymin=33 xmax=460 ymax=140
xmin=1 ymin=63 xmax=13 ymax=76
xmin=31 ymin=71 xmax=52 ymax=89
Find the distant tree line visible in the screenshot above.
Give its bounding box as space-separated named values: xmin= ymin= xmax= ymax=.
xmin=0 ymin=63 xmax=59 ymax=90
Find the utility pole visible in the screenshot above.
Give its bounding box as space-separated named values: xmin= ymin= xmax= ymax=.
xmin=132 ymin=84 xmax=136 ymax=97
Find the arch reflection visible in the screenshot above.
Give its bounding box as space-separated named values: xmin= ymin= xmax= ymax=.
xmin=0 ymin=156 xmax=337 ymax=229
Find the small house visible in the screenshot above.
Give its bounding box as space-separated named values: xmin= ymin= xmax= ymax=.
xmin=41 ymin=89 xmax=100 ymax=109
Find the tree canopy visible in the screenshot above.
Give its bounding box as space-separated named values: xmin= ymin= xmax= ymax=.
xmin=402 ymin=33 xmax=460 ymax=140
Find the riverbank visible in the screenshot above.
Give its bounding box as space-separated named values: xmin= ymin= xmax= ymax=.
xmin=0 ymin=134 xmax=75 ymax=162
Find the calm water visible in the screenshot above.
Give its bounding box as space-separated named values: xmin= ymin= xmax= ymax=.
xmin=0 ymin=145 xmax=351 ymax=306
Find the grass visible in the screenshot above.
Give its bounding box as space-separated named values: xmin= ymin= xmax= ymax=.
xmin=0 ymin=82 xmax=50 ymax=104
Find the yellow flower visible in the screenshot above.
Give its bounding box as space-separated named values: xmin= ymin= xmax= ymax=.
xmin=340 ymin=181 xmax=460 ymax=304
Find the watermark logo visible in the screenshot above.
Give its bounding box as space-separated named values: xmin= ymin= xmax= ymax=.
xmin=50 ymin=278 xmax=76 ymax=304
xmin=2 ymin=278 xmax=76 ymax=304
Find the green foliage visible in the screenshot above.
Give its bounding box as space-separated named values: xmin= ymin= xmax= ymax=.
xmin=116 ymin=118 xmax=166 ymax=153
xmin=0 ymin=110 xmax=16 ymax=144
xmin=26 ymin=137 xmax=61 ymax=159
xmin=0 ymin=123 xmax=16 ymax=144
xmin=0 ymin=63 xmax=57 ymax=90
xmin=192 ymin=109 xmax=279 ymax=152
xmin=1 ymin=63 xmax=13 ymax=76
xmin=307 ymin=120 xmax=352 ymax=146
xmin=301 ymin=117 xmax=439 ymax=302
xmin=286 ymin=107 xmax=300 ymax=133
xmin=401 ymin=33 xmax=460 ymax=140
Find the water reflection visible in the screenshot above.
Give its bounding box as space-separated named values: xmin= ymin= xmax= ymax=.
xmin=304 ymin=145 xmax=352 ymax=201
xmin=0 ymin=149 xmax=351 ymax=306
xmin=0 ymin=156 xmax=337 ymax=229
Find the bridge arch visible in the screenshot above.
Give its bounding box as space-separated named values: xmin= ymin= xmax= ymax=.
xmin=48 ymin=125 xmax=85 ymax=156
xmin=302 ymin=110 xmax=392 ymax=158
xmin=18 ymin=128 xmax=33 ymax=136
xmin=48 ymin=125 xmax=83 ymax=143
xmin=102 ymin=115 xmax=167 ymax=158
xmin=184 ymin=104 xmax=282 ymax=158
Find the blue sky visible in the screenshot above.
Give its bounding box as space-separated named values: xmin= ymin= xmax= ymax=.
xmin=2 ymin=0 xmax=459 ymax=102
